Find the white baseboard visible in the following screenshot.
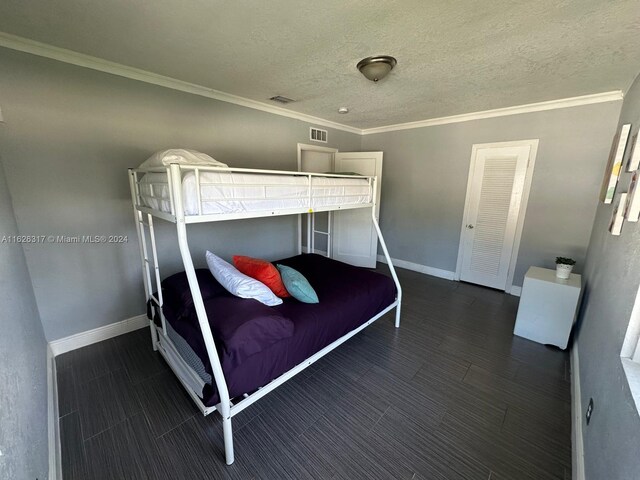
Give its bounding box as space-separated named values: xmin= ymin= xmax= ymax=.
xmin=305 ymin=251 xmax=520 ymax=297
xmin=377 ymin=255 xmax=524 ymax=297
xmin=509 ymin=286 xmax=522 ymax=297
xmin=377 ymin=255 xmax=456 ymax=281
xmin=47 ymin=344 xmax=61 ymax=480
xmin=301 ymin=247 xmax=328 ymax=255
xmin=49 ymin=314 xmax=148 ymax=357
xmin=571 ymin=344 xmax=586 ymax=480
xmin=301 ymin=249 xmax=457 ymax=282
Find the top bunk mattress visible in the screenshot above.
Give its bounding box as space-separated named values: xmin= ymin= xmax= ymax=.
xmin=139 ymin=171 xmax=372 ymax=216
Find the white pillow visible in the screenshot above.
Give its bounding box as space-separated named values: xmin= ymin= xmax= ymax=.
xmin=205 ymin=251 xmax=282 ymax=306
xmin=139 ymin=149 xmax=228 ymax=168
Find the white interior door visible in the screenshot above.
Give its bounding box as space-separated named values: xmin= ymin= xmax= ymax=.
xmin=331 ymin=152 xmax=383 ymax=268
xmin=458 ymin=144 xmax=531 ymax=290
xmin=299 ymin=149 xmax=334 ymax=173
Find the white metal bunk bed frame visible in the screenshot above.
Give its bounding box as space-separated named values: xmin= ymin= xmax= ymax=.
xmin=128 ymin=163 xmax=402 ymax=465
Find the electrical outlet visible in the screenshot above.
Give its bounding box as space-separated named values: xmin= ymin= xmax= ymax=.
xmin=586 ymin=398 xmax=594 ymax=425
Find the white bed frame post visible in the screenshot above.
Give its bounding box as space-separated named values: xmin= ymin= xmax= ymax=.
xmin=168 ymin=163 xmax=235 ymax=465
xmin=370 ymin=177 xmax=402 ymax=327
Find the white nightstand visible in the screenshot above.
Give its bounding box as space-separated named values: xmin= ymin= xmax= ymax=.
xmin=513 ymin=266 xmax=582 ymax=349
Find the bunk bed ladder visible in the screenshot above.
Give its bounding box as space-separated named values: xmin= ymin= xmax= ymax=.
xmin=135 ymin=212 xmax=168 ymax=336
xmin=146 ymin=214 xmax=167 ymax=335
xmin=129 ymin=170 xmax=161 ymax=349
xmin=305 ymin=173 xmax=332 ymax=257
xmin=309 ymin=211 xmax=332 ymax=257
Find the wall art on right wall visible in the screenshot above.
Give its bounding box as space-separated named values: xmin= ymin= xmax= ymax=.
xmin=601 ymin=123 xmax=631 ymax=204
xmin=626 ymin=132 xmax=640 ymax=172
xmin=609 ymin=192 xmax=628 ymax=235
xmin=625 ymin=172 xmax=640 ymax=222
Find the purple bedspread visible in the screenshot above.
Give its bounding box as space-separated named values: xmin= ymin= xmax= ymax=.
xmin=162 ymin=254 xmax=397 ymax=406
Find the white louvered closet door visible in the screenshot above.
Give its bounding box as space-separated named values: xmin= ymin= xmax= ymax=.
xmin=459 ymin=145 xmax=531 ymax=290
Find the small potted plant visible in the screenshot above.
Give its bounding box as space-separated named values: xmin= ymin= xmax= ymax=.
xmin=555 ymin=257 xmax=576 ymax=279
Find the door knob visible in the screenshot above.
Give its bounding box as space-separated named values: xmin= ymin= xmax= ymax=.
xmin=467 ymin=224 xmax=474 ymax=229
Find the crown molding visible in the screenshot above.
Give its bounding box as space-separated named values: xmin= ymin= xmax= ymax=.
xmin=0 ymin=31 xmax=362 ymax=134
xmin=0 ymin=32 xmax=624 ymax=137
xmin=361 ymin=90 xmax=624 ymax=135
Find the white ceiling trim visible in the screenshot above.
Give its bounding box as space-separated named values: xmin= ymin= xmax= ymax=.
xmin=0 ymin=31 xmax=624 ymax=137
xmin=361 ymin=90 xmax=624 ymax=135
xmin=0 ymin=31 xmax=362 ymax=134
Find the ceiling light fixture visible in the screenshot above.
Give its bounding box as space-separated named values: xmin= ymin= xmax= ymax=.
xmin=357 ymin=55 xmax=397 ymax=82
xmin=338 ymin=107 xmax=349 ymax=114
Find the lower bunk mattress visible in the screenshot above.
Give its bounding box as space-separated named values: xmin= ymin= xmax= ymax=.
xmin=150 ymin=254 xmax=397 ymax=406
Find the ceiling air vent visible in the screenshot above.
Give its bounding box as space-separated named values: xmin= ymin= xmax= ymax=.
xmin=269 ymin=95 xmax=295 ymax=104
xmin=310 ymin=127 xmax=328 ymax=143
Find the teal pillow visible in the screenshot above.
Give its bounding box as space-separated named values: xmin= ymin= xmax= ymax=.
xmin=276 ymin=264 xmax=319 ymax=304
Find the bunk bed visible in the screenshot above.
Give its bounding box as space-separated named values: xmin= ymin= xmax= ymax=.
xmin=128 ymin=159 xmax=402 ymax=466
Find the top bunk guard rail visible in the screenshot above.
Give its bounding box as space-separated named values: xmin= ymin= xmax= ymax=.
xmin=129 ymin=164 xmax=376 ymax=224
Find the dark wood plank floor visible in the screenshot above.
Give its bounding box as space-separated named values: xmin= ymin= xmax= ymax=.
xmin=57 ymin=266 xmax=571 ymax=480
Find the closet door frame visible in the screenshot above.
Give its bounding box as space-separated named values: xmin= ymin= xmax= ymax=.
xmin=454 ymin=139 xmax=539 ymax=295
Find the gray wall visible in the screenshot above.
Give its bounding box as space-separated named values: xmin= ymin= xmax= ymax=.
xmin=577 ymin=72 xmax=640 ymax=480
xmin=362 ymin=102 xmax=622 ymax=286
xmin=0 ymin=158 xmax=48 ymax=479
xmin=0 ymin=47 xmax=361 ymax=341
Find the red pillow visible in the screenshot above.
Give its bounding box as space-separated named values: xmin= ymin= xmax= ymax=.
xmin=232 ymin=256 xmax=290 ymax=298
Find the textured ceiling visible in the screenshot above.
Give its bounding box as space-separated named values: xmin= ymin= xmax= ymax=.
xmin=0 ymin=0 xmax=639 ymax=129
